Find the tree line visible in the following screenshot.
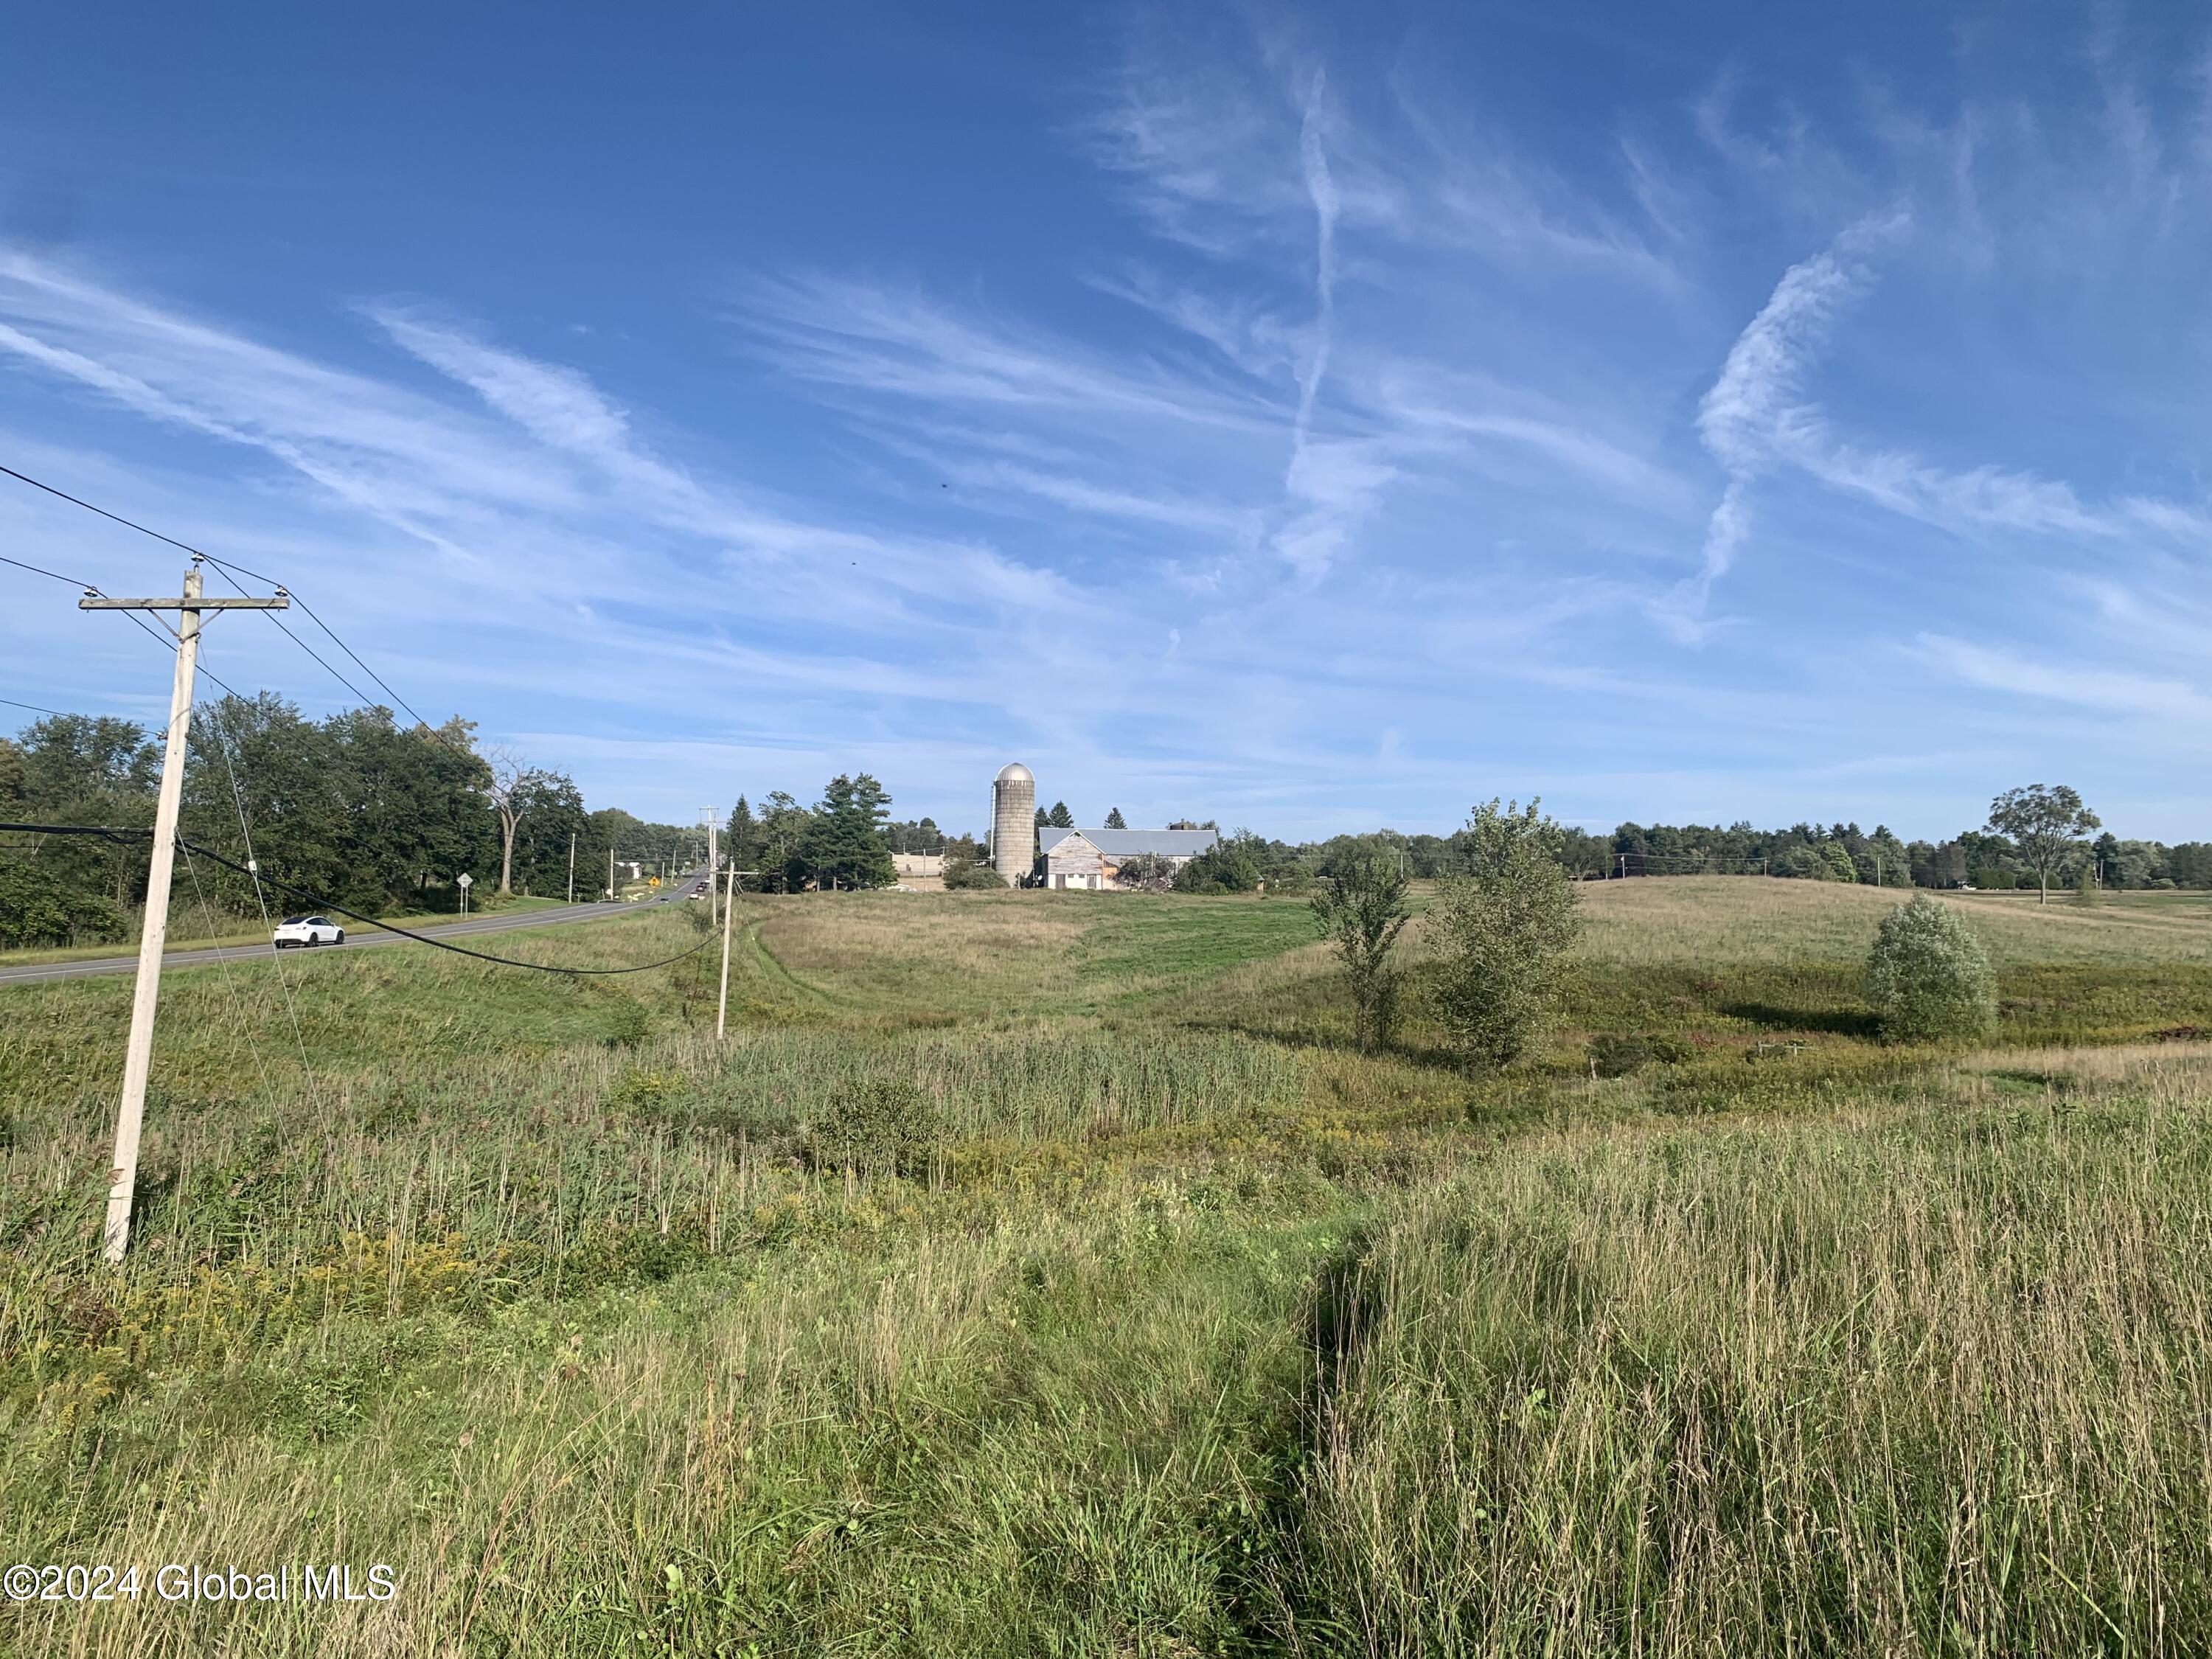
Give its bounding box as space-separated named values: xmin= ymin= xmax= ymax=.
xmin=0 ymin=700 xmax=693 ymax=947
xmin=1315 ymin=794 xmax=2204 ymax=894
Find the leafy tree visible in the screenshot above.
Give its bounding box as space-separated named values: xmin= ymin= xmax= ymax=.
xmin=507 ymin=769 xmax=588 ymax=897
xmin=2093 ymin=831 xmax=2121 ymax=889
xmin=7 ymin=714 xmax=160 ymax=908
xmin=1310 ymin=836 xmax=1410 ymax=1051
xmin=800 ymin=773 xmax=896 ymax=889
xmin=1105 ymin=807 xmax=1127 ymax=830
xmin=1430 ymin=799 xmax=1583 ymax=1069
xmin=1987 ymin=785 xmax=2100 ymax=905
xmin=1864 ymin=894 xmax=1997 ymax=1042
xmin=0 ymin=859 xmax=125 ymax=947
xmin=751 ymin=791 xmax=814 ymax=892
xmin=1173 ymin=831 xmax=1264 ymax=894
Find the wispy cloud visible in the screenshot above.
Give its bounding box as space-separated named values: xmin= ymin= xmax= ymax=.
xmin=1917 ymin=632 xmax=2212 ymax=723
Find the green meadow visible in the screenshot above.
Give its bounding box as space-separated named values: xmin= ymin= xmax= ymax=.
xmin=3 ymin=877 xmax=2209 ymax=1656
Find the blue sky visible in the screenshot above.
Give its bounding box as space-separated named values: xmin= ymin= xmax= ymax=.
xmin=2 ymin=4 xmax=2209 ymax=841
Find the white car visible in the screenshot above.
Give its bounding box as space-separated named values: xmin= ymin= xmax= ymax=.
xmin=273 ymin=914 xmax=345 ymax=949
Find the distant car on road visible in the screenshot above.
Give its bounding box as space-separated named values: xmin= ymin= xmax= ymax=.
xmin=687 ymin=882 xmax=709 ymax=899
xmin=273 ymin=914 xmax=345 ymax=948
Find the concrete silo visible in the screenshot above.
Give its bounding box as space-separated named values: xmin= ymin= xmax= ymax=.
xmin=990 ymin=762 xmax=1036 ymax=886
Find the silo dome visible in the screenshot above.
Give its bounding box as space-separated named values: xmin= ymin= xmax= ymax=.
xmin=995 ymin=762 xmax=1034 ymax=785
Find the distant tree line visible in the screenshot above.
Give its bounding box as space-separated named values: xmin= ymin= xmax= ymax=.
xmin=1298 ymin=811 xmax=2208 ymax=893
xmin=0 ymin=700 xmax=691 ymax=948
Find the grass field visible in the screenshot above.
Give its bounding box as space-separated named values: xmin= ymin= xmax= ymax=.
xmin=3 ymin=877 xmax=2209 ymax=1655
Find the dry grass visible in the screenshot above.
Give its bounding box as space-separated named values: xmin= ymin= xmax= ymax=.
xmin=1578 ymin=876 xmax=2212 ymax=967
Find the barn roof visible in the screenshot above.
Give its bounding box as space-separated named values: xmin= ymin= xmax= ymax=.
xmin=1037 ymin=827 xmax=1220 ymax=859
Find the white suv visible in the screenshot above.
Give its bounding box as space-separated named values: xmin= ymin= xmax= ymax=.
xmin=273 ymin=914 xmax=345 ymax=949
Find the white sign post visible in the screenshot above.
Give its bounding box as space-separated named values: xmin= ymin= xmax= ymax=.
xmin=457 ymin=871 xmax=473 ymax=917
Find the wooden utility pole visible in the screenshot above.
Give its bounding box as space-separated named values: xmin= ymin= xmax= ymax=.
xmin=703 ymin=807 xmax=719 ymax=927
xmin=716 ymin=870 xmax=756 ymax=1041
xmin=608 ymin=844 xmax=615 ymax=900
xmin=567 ymin=832 xmax=577 ymax=904
xmin=81 ymin=561 xmax=288 ymax=1262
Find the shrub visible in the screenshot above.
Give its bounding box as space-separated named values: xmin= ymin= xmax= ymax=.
xmin=804 ymin=1079 xmax=936 ymax=1176
xmin=1430 ymin=799 xmax=1582 ymax=1069
xmin=942 ymin=859 xmax=1006 ymax=891
xmin=1863 ymin=894 xmax=1997 ymax=1043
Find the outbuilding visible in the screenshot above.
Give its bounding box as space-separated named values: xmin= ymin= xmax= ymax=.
xmin=1034 ymin=827 xmax=1220 ymax=890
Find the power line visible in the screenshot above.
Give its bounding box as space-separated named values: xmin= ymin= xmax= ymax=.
xmin=2 ymin=547 xmax=187 ymax=658
xmin=0 ymin=549 xmax=94 ymax=586
xmin=200 ymin=697 xmax=318 ymax=1093
xmin=0 ymin=822 xmax=712 ymax=977
xmin=0 ymin=695 xmax=70 ymax=719
xmin=0 ymin=464 xmax=477 ymax=765
xmin=198 ymin=552 xmax=449 ymax=738
xmin=0 ymin=463 xmax=206 ymax=559
xmin=196 ymin=557 xmax=388 ymax=714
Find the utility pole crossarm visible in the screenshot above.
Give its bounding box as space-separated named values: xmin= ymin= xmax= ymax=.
xmin=81 ymin=559 xmax=286 ymax=1265
xmin=79 ymin=594 xmax=290 ymax=611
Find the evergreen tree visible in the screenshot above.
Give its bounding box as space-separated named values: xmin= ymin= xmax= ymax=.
xmin=800 ymin=773 xmax=896 ymax=889
xmin=726 ymin=796 xmax=757 ymax=874
xmin=1105 ymin=807 xmax=1127 ymax=830
xmin=1047 ymin=801 xmax=1074 ymax=828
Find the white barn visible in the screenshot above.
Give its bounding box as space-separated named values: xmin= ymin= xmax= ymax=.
xmin=1034 ymin=827 xmax=1220 ymax=890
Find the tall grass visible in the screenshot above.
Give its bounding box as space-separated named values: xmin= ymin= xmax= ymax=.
xmin=6 ymin=884 xmax=2211 ymax=1655
xmin=1295 ymin=1045 xmax=2212 ymax=1655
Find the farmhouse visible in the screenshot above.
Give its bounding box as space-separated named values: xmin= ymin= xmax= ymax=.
xmin=1034 ymin=827 xmax=1220 ymax=890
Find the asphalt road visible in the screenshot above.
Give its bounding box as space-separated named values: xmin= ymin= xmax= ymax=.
xmin=0 ymin=872 xmax=712 ymax=988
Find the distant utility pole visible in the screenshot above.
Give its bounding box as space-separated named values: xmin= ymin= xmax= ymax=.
xmin=703 ymin=807 xmax=719 ymax=926
xmin=80 ymin=560 xmax=288 ymax=1263
xmin=715 ymin=870 xmax=756 ymax=1041
xmin=567 ymin=832 xmax=577 ymax=904
xmin=608 ymin=844 xmax=616 ymax=901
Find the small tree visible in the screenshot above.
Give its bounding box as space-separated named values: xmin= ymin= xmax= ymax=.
xmin=1430 ymin=799 xmax=1582 ymax=1069
xmin=1864 ymin=894 xmax=1997 ymax=1042
xmin=1986 ymin=784 xmax=2099 ymax=906
xmin=1310 ymin=837 xmax=1410 ymax=1051
xmin=1105 ymin=807 xmax=1127 ymax=830
xmin=1047 ymin=801 xmax=1074 ymax=829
